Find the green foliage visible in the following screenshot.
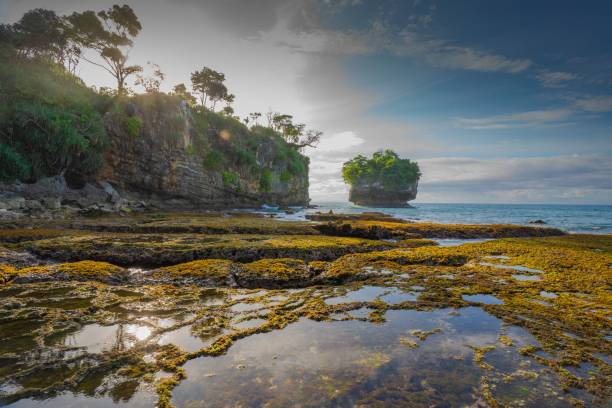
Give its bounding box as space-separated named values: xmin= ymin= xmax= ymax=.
xmin=222 ymin=170 xmax=238 ymax=187
xmin=124 ymin=115 xmax=143 ymax=138
xmin=0 ymin=143 xmax=31 ymax=181
xmin=260 ymin=168 xmax=273 ymax=192
xmin=203 ymin=149 xmax=224 ymax=170
xmin=280 ymin=170 xmax=292 ymax=183
xmin=234 ymin=147 xmax=257 ymax=168
xmin=0 ymin=57 xmax=109 ymax=183
xmin=342 ymin=150 xmax=421 ymax=189
xmin=185 ymin=144 xmax=197 ymax=156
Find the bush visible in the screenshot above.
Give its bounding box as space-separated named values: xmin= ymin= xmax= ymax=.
xmin=280 ymin=170 xmax=292 ymax=182
xmin=203 ymin=149 xmax=224 ymax=169
xmin=260 ymin=168 xmax=272 ymax=191
xmin=0 ymin=143 xmax=31 ymax=182
xmin=124 ymin=115 xmax=143 ymax=138
xmin=342 ymin=150 xmax=420 ymax=189
xmin=0 ymin=57 xmax=109 ymax=183
xmin=222 ymin=170 xmax=238 ymax=186
xmin=234 ymin=147 xmax=257 ymax=168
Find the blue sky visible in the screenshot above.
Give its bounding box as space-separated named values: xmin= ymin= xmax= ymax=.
xmin=2 ymin=0 xmax=611 ymax=203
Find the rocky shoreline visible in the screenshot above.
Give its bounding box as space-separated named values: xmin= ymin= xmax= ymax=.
xmin=1 ymin=211 xmax=609 ymax=408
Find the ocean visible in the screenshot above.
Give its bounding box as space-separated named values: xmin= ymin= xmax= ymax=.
xmin=260 ymin=202 xmax=612 ymax=234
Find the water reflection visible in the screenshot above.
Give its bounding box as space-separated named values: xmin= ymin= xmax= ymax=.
xmin=171 ymin=307 xmax=575 ymax=407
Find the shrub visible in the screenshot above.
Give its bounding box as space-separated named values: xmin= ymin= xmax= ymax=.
xmin=203 ymin=149 xmax=224 ymax=169
xmin=0 ymin=143 xmax=31 ymax=182
xmin=124 ymin=115 xmax=143 ymax=138
xmin=0 ymin=57 xmax=109 ymax=183
xmin=280 ymin=170 xmax=292 ymax=182
xmin=234 ymin=147 xmax=257 ymax=168
xmin=260 ymin=168 xmax=273 ymax=191
xmin=222 ymin=171 xmax=238 ymax=186
xmin=185 ymin=144 xmax=197 ymax=155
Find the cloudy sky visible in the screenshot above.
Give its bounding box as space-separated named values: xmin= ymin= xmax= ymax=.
xmin=2 ymin=0 xmax=612 ymax=204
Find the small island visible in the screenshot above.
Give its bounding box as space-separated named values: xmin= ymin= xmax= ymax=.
xmin=342 ymin=150 xmax=421 ymax=207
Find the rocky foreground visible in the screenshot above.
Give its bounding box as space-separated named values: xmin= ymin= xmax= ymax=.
xmin=0 ymin=212 xmax=610 ymax=407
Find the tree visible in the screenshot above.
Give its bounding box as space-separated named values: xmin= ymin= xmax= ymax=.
xmin=190 ymin=67 xmax=226 ymax=110
xmin=135 ymin=61 xmax=165 ymax=93
xmin=0 ymin=8 xmax=81 ymax=71
xmin=171 ymin=83 xmax=197 ymax=105
xmin=271 ymin=113 xmax=321 ymax=149
xmin=249 ymin=112 xmax=261 ymax=126
xmin=342 ymin=150 xmax=421 ymax=189
xmin=11 ymin=9 xmax=66 ymax=58
xmin=68 ymin=4 xmax=142 ymax=93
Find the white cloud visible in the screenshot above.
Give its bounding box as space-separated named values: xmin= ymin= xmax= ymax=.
xmin=314 ymin=131 xmax=364 ymax=151
xmin=574 ymin=95 xmax=612 ymax=112
xmin=536 ymin=70 xmax=577 ymax=87
xmin=456 ymin=109 xmax=573 ymax=130
xmin=392 ymin=31 xmax=532 ymax=74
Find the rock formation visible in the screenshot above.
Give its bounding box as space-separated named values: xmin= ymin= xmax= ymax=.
xmin=348 ymin=181 xmax=418 ymax=208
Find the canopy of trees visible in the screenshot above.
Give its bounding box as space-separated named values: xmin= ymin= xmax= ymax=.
xmin=342 ymin=150 xmax=421 ymax=189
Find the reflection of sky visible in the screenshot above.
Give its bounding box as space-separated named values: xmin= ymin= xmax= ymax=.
xmin=172 ymin=306 xmax=532 ymax=406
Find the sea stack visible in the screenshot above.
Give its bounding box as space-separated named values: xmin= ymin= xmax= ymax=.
xmin=342 ymin=150 xmax=421 ymax=208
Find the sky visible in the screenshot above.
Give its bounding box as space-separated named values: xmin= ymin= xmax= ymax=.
xmin=2 ymin=0 xmax=612 ymax=204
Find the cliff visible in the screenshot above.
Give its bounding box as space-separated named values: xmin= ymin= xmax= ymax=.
xmin=349 ymin=181 xmax=418 ymax=208
xmin=0 ymin=58 xmax=310 ymax=216
xmin=99 ymin=94 xmax=309 ymax=209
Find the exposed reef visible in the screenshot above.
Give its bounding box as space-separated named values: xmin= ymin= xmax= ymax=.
xmin=0 ymin=213 xmax=607 ymax=407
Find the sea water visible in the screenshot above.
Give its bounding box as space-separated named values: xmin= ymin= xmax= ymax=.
xmin=262 ymin=202 xmax=612 ymax=234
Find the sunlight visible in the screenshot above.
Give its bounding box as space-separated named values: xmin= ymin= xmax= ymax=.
xmin=127 ymin=325 xmax=152 ymax=341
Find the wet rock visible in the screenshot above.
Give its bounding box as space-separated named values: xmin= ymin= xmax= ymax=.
xmin=349 ymin=181 xmax=417 ymax=208
xmin=529 ymin=220 xmax=547 ymax=224
xmin=41 ymin=197 xmax=61 ymax=210
xmin=233 ymin=259 xmax=315 ymax=288
xmin=0 ymin=196 xmax=25 ymax=210
xmin=24 ymin=200 xmax=43 ymax=211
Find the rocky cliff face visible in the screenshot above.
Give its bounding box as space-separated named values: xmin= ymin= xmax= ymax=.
xmin=99 ymin=95 xmax=309 ymax=209
xmin=0 ymin=94 xmax=310 ymax=218
xmin=349 ymin=181 xmax=417 ymax=208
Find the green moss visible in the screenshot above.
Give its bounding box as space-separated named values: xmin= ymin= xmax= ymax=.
xmin=17 ymin=260 xmax=125 ymax=282
xmin=317 ymin=220 xmax=566 ymax=239
xmin=236 ymin=258 xmax=312 ymax=288
xmin=156 ymin=259 xmax=233 ymax=278
xmin=20 ymin=233 xmax=392 ymax=266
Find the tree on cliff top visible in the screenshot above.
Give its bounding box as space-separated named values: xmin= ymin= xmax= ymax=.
xmin=342 ymin=150 xmax=421 ymax=189
xmin=191 ymin=67 xmax=228 ymax=111
xmin=67 ymin=4 xmax=142 ymax=94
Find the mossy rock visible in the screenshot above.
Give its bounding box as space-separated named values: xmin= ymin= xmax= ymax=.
xmin=0 ymin=264 xmax=17 ymax=284
xmin=14 ymin=261 xmax=128 ymax=284
xmin=57 ymin=212 xmax=320 ymax=235
xmin=20 ymin=233 xmax=393 ymax=266
xmin=235 ymin=258 xmax=314 ymax=288
xmin=0 ymin=228 xmax=81 ymax=243
xmin=150 ymin=259 xmax=236 ymax=286
xmin=316 ymin=220 xmax=566 ymax=239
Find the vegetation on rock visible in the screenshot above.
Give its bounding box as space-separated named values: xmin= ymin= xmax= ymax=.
xmin=342 ymin=150 xmax=421 ymax=190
